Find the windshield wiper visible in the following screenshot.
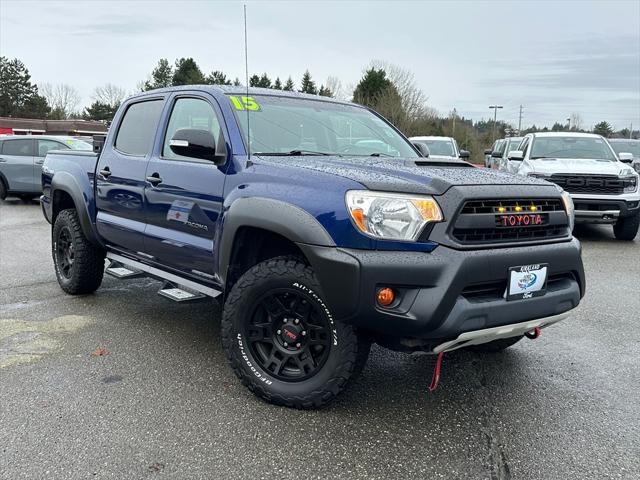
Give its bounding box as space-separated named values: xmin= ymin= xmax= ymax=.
xmin=368 ymin=152 xmax=394 ymax=157
xmin=255 ymin=150 xmax=336 ymax=156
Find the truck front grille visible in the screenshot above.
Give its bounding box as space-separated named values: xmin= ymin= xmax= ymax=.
xmin=452 ymin=198 xmax=569 ymax=245
xmin=546 ymin=174 xmax=632 ymax=195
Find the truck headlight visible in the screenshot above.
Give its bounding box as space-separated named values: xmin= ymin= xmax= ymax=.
xmin=561 ymin=191 xmax=575 ymax=231
xmin=346 ymin=190 xmax=443 ymax=241
xmin=622 ymin=175 xmax=638 ymax=193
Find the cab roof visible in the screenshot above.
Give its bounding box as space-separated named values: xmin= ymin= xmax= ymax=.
xmin=529 ymin=132 xmax=603 ymax=139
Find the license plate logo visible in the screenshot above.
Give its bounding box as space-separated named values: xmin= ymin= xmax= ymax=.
xmin=507 ymin=264 xmax=548 ymax=301
xmin=498 ymin=214 xmax=545 ymax=227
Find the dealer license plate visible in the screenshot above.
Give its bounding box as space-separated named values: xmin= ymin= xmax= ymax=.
xmin=507 ymin=264 xmax=548 ymax=301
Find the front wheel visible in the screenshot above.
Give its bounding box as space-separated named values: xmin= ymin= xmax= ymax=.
xmin=221 ymin=256 xmax=370 ymax=409
xmin=52 ymin=209 xmax=105 ymax=294
xmin=613 ymin=212 xmax=640 ymax=241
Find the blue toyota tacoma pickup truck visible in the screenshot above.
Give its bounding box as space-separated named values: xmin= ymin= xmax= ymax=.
xmin=41 ymin=86 xmax=585 ymax=408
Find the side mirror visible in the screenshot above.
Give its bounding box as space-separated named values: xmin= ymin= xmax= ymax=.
xmin=507 ymin=150 xmax=524 ymax=161
xmin=618 ymin=152 xmax=634 ymax=163
xmin=169 ymin=128 xmax=226 ymax=163
xmin=412 ymin=142 xmax=430 ymax=158
xmin=490 ymin=150 xmax=503 ymax=158
xmin=484 ymin=149 xmax=493 ymax=155
xmin=459 ymin=150 xmax=470 ymax=159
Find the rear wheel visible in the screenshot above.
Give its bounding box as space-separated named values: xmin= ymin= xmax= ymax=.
xmin=221 ymin=256 xmax=370 ymax=409
xmin=52 ymin=209 xmax=105 ymax=294
xmin=0 ymin=179 xmax=6 ymax=200
xmin=613 ymin=211 xmax=640 ymax=241
xmin=466 ymin=336 xmax=523 ymax=353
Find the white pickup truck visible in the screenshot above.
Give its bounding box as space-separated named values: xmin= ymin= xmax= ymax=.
xmin=500 ymin=132 xmax=640 ymax=240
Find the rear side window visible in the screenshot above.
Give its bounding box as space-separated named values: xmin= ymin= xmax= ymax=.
xmin=2 ymin=139 xmax=33 ymax=156
xmin=37 ymin=139 xmax=67 ymax=157
xmin=115 ymin=100 xmax=164 ymax=156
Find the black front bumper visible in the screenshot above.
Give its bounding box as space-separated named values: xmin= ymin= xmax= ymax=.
xmin=299 ymin=238 xmax=585 ymax=343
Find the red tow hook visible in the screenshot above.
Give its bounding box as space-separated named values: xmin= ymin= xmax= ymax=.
xmin=525 ymin=326 xmax=542 ymax=340
xmin=429 ymin=352 xmax=445 ymax=392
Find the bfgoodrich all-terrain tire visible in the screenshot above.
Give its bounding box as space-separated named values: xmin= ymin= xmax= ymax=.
xmin=613 ymin=212 xmax=640 ymax=241
xmin=221 ymin=256 xmax=370 ymax=409
xmin=466 ymin=336 xmax=523 ymax=353
xmin=52 ymin=209 xmax=105 ymax=295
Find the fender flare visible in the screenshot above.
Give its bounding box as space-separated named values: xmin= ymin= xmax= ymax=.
xmin=51 ymin=172 xmax=102 ymax=246
xmin=218 ymin=197 xmax=335 ymax=284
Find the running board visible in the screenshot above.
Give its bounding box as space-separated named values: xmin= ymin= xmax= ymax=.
xmin=105 ymin=260 xmax=143 ymax=279
xmin=432 ymin=312 xmax=571 ymax=354
xmin=158 ymin=282 xmax=206 ymax=302
xmin=105 ymin=252 xmax=222 ymax=298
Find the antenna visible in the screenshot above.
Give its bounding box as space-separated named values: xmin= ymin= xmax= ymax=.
xmin=243 ymin=4 xmax=251 ymax=159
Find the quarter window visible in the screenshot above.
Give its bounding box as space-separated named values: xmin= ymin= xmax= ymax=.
xmin=115 ymin=100 xmax=164 ymax=156
xmin=2 ymin=139 xmax=33 ymax=156
xmin=163 ymin=97 xmax=223 ymax=160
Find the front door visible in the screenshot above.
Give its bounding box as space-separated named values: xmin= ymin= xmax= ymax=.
xmin=95 ymin=98 xmax=165 ymax=254
xmin=143 ymin=94 xmax=229 ymax=282
xmin=0 ymin=138 xmax=35 ymax=192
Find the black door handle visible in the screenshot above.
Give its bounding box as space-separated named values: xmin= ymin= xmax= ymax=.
xmin=146 ymin=173 xmax=162 ymax=185
xmin=99 ymin=166 xmax=111 ymax=178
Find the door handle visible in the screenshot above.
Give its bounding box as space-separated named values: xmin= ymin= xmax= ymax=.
xmin=146 ymin=173 xmax=162 ymax=185
xmin=35 ymin=159 xmax=45 ymax=165
xmin=99 ymin=166 xmax=111 ymax=178
xmin=0 ymin=157 xmax=6 ymax=162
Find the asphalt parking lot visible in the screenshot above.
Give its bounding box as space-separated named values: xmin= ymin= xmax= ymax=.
xmin=1 ymin=199 xmax=638 ymax=480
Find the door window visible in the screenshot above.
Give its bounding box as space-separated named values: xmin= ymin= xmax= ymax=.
xmin=115 ymin=100 xmax=164 ymax=156
xmin=162 ymin=97 xmax=222 ymax=160
xmin=2 ymin=139 xmax=33 ymax=156
xmin=37 ymin=139 xmax=66 ymax=157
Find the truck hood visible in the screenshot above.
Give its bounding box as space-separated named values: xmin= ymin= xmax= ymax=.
xmin=254 ymin=155 xmax=549 ymax=195
xmin=522 ymin=158 xmax=637 ymax=177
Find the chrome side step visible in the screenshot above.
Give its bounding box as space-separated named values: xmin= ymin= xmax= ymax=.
xmin=432 ymin=311 xmax=571 ymax=353
xmin=158 ymin=282 xmax=206 ymax=302
xmin=105 ymin=252 xmax=222 ymax=298
xmin=106 ymin=260 xmax=144 ymax=279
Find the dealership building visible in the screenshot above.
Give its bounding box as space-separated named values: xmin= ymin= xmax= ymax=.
xmin=0 ymin=117 xmax=107 ymax=136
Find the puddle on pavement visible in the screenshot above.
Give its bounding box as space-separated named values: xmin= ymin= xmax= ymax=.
xmin=0 ymin=315 xmax=94 ymax=368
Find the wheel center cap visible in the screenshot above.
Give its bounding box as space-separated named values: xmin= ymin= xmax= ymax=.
xmin=281 ymin=324 xmax=301 ymax=343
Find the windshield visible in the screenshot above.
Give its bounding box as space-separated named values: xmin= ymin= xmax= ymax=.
xmin=610 ymin=140 xmax=640 ymax=156
xmin=228 ymin=94 xmax=418 ymax=158
xmin=422 ymin=139 xmax=455 ymax=157
xmin=62 ymin=138 xmax=93 ymax=150
xmin=530 ymin=136 xmax=617 ymax=161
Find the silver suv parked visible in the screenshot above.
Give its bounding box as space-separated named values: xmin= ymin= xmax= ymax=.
xmin=502 ymin=132 xmax=640 ymax=240
xmin=0 ymin=135 xmax=91 ymax=201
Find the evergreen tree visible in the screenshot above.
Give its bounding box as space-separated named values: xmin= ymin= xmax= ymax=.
xmin=82 ymin=101 xmax=118 ymax=122
xmin=273 ymin=77 xmax=282 ymax=90
xmin=593 ymin=121 xmax=613 ymax=137
xmin=0 ymin=56 xmax=50 ymax=118
xmin=233 ymin=77 xmax=241 ymax=86
xmin=299 ymin=70 xmax=317 ymax=94
xmin=318 ymin=85 xmax=333 ymax=97
xmin=249 ymin=74 xmax=261 ymax=87
xmin=172 ymin=58 xmax=205 ymax=86
xmin=144 ymin=58 xmax=173 ymax=90
xmin=283 ymin=77 xmax=294 ymax=91
xmin=258 ymin=73 xmax=272 ymax=88
xmin=352 ymin=68 xmax=393 ymax=107
xmin=207 ymin=70 xmax=232 ymax=85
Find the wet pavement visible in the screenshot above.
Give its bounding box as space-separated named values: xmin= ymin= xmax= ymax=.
xmin=1 ymin=199 xmax=638 ymax=479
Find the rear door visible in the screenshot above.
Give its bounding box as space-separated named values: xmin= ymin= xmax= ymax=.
xmin=95 ymin=97 xmax=165 ymax=254
xmin=36 ymin=139 xmax=69 ymax=191
xmin=0 ymin=138 xmax=35 ymax=192
xmin=143 ymin=93 xmax=229 ymax=281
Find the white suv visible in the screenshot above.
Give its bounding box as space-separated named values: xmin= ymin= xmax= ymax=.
xmin=409 ymin=136 xmax=470 ymax=161
xmin=502 ymin=132 xmax=640 ymax=240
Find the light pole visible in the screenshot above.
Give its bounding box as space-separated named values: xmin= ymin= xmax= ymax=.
xmin=489 ymin=105 xmax=503 ymax=142
xmin=566 ymin=117 xmax=571 ymax=130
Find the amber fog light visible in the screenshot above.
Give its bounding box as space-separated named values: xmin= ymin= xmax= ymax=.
xmin=376 ymin=287 xmax=395 ymax=307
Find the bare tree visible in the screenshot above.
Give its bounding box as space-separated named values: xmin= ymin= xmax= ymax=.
xmin=369 ymin=60 xmax=429 ymax=121
xmin=570 ymin=112 xmax=583 ymax=131
xmin=41 ymin=83 xmax=81 ymax=118
xmin=92 ymin=83 xmax=126 ymax=107
xmin=325 ymin=76 xmax=349 ymax=101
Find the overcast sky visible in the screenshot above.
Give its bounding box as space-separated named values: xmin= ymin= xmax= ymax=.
xmin=1 ymin=0 xmax=639 ymax=130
